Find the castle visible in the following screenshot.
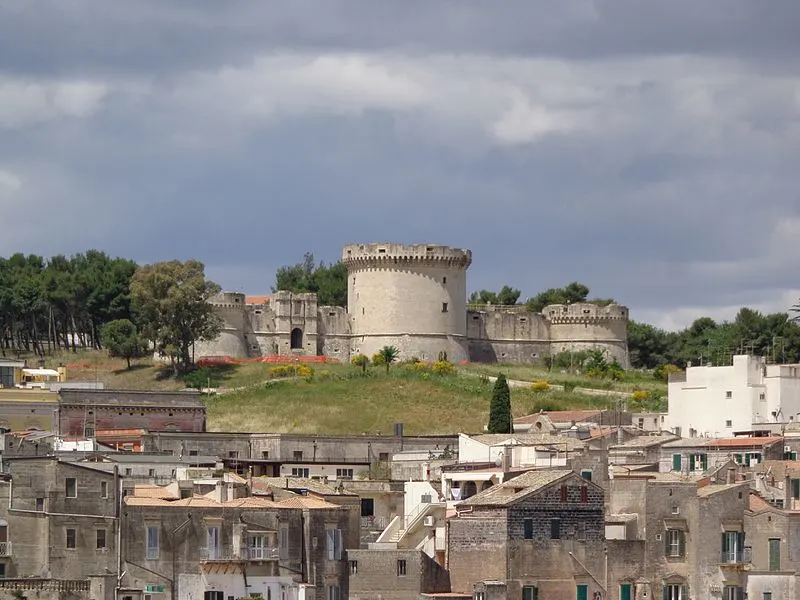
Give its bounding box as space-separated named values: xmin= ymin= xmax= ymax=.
xmin=196 ymin=243 xmax=629 ymax=365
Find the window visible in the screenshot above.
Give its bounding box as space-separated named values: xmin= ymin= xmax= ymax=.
xmin=576 ymin=584 xmax=588 ymax=600
xmin=760 ymin=393 xmax=766 ymax=400
xmin=442 ymin=277 xmax=447 ymax=284
xmin=148 ymin=469 xmax=156 ymax=477
xmin=326 ymin=527 xmax=342 ymax=560
xmin=763 ymin=593 xmax=772 ymax=600
xmin=665 ymin=529 xmax=685 ymax=558
xmin=66 ymin=528 xmax=76 ymax=549
xmin=379 ymin=452 xmax=389 ymax=462
xmin=671 ymin=506 xmax=680 ymax=515
xmin=248 ymin=534 xmax=268 ymax=559
xmin=293 ymin=451 xmax=303 ymax=460
xmin=638 ymin=417 xmax=644 ymax=429
xmin=206 ymin=526 xmax=221 ymax=559
xmin=336 ymin=468 xmax=353 ymax=480
xmin=325 ymin=585 xmax=340 ymax=600
xmin=397 ymin=559 xmax=407 ymax=576
xmin=721 ymin=531 xmax=745 ymax=563
xmin=580 ymin=470 xmax=592 ymax=482
xmin=262 ymin=451 xmax=270 ymax=459
xmin=442 ymin=302 xmax=448 ymax=313
xmin=723 ymin=586 xmax=744 ymax=600
xmin=0 ymin=562 xmax=5 ymax=578
xmin=349 ymin=560 xmax=358 ymax=575
xmin=96 ymin=529 xmax=107 ymax=549
xmin=85 ymin=425 xmax=95 ymax=438
xmin=672 ymin=454 xmax=682 ymax=472
xmin=279 ymin=524 xmax=289 ymax=560
xmin=65 ymin=477 xmax=77 ymax=498
xmin=522 ymin=586 xmax=538 ymax=600
xmin=360 ymin=498 xmax=375 ymax=517
xmin=725 ymin=420 xmax=733 ymax=427
xmin=189 ymin=450 xmax=198 ymax=456
xmin=228 ymin=451 xmax=239 ymax=459
xmin=125 ymin=468 xmax=132 ymax=476
xmin=146 ymin=525 xmax=159 ymax=560
xmin=204 ymin=593 xmax=224 ymax=600
xmin=291 ymin=468 xmax=310 ymax=478
xmin=523 ymin=518 xmax=533 ymax=539
xmin=100 ymin=481 xmax=109 ymax=499
xmin=619 ymin=584 xmax=632 ymax=600
xmin=550 ymin=519 xmax=561 ymax=540
xmin=689 ymin=453 xmax=708 ymax=472
xmin=35 ymin=497 xmax=44 ymax=511
xmin=580 ymin=486 xmax=589 ymax=503
xmin=726 ymin=391 xmax=732 ymax=399
xmin=769 ymin=538 xmax=780 ymax=571
xmin=663 ymin=584 xmax=687 ymax=600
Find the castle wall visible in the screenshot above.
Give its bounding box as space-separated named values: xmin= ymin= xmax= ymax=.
xmin=466 ymin=307 xmax=551 ymax=363
xmin=317 ymin=305 xmax=351 ymax=361
xmin=200 ymin=246 xmax=630 ymax=367
xmin=546 ymin=303 xmax=630 ymax=367
xmin=343 ymin=243 xmax=472 ymax=362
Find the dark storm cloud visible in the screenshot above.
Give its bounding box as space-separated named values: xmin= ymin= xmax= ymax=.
xmin=1 ymin=1 xmax=799 ymax=330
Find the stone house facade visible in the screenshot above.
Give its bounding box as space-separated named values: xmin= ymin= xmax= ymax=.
xmin=607 ymin=472 xmax=750 ymax=600
xmin=347 ymin=548 xmax=451 ymax=600
xmin=447 ymin=470 xmax=606 ymax=600
xmin=0 ymin=457 xmax=120 ymax=582
xmin=57 ymin=389 xmax=206 ymax=437
xmin=121 ymin=493 xmax=358 ymax=600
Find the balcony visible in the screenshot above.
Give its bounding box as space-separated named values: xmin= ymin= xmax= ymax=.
xmin=199 ymin=546 xmax=279 ymax=561
xmin=0 ymin=541 xmax=11 ymax=557
xmin=720 ymin=547 xmax=752 ymax=567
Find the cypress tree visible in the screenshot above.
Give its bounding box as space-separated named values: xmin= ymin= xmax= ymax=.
xmin=487 ymin=373 xmax=512 ymax=433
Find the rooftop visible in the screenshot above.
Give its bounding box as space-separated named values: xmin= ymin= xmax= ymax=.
xmin=58 ymin=389 xmax=203 ymax=407
xmin=459 ymin=469 xmax=574 ymax=507
xmin=696 ymin=483 xmax=746 ymax=498
xmin=253 ymin=476 xmax=354 ymax=496
xmin=610 ymin=433 xmax=678 ymax=448
xmin=469 ymin=433 xmax=585 ymax=451
xmin=662 ymin=436 xmax=783 ymax=449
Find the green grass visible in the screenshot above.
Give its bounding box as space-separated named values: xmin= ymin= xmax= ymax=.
xmin=460 ymin=363 xmax=667 ymax=394
xmin=17 ymin=349 xmax=656 ymax=434
xmin=203 ymin=366 xmax=624 ymax=435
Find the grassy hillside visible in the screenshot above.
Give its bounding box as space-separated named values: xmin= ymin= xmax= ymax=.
xmin=21 ymin=350 xmax=664 ymax=435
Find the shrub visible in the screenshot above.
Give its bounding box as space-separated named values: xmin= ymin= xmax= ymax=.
xmin=531 ymin=398 xmax=561 ymax=412
xmin=318 ymin=369 xmax=333 ymax=381
xmin=631 ymin=389 xmax=650 ymax=403
xmin=371 ymin=352 xmax=386 ymax=367
xmin=413 ymin=361 xmax=430 ymax=372
xmin=351 ymin=354 xmax=370 ymax=373
xmin=269 ymin=365 xmax=295 ymax=378
xmin=654 ymin=363 xmax=681 ymax=382
xmin=431 ymin=360 xmax=456 ymax=375
xmin=183 ymin=367 xmax=215 ymax=390
xmin=563 ymin=381 xmax=576 ymax=392
xmin=296 ymin=365 xmax=314 ymax=378
xmin=531 ymin=379 xmax=551 ymax=392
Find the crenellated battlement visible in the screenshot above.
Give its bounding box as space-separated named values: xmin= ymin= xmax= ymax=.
xmin=342 ymin=243 xmax=472 ymax=269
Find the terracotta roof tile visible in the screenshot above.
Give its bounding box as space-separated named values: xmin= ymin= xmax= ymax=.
xmin=748 ymin=493 xmax=775 ymax=513
xmin=276 ymin=496 xmax=342 ymax=509
xmin=245 ymin=295 xmax=271 ymax=305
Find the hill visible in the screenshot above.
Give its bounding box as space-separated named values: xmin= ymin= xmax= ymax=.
xmin=25 ymin=351 xmax=665 ymax=435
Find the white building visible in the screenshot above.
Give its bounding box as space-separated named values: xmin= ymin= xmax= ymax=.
xmin=667 ymin=355 xmax=800 ymax=438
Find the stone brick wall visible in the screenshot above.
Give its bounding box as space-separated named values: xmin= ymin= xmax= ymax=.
xmin=348 ymin=549 xmax=450 ymax=600
xmin=447 ymin=508 xmax=509 ymax=593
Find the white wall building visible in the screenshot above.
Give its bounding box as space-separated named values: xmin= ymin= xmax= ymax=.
xmin=667 ymin=355 xmax=800 ymax=438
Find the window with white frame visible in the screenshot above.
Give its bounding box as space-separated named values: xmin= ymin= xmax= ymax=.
xmin=325 ymin=585 xmax=340 ymax=600
xmin=325 ymin=526 xmax=342 ymax=561
xmin=665 ymin=529 xmax=685 ymax=558
xmin=205 ymin=525 xmax=220 ymax=559
xmin=279 ymin=524 xmax=289 ymax=560
xmin=291 ymin=467 xmax=310 ymax=478
xmin=146 ymin=525 xmax=159 ymax=560
xmin=663 ymin=584 xmax=687 ymax=600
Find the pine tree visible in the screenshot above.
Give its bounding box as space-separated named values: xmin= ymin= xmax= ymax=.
xmin=487 ymin=373 xmax=512 ymax=433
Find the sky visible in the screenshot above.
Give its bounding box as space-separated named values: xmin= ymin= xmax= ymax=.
xmin=1 ymin=1 xmax=799 ymax=331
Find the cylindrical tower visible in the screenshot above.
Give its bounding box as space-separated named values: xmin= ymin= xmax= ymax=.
xmin=342 ymin=243 xmax=472 ymax=362
xmin=194 ymin=292 xmax=248 ymax=358
xmin=545 ymin=302 xmax=630 ymax=367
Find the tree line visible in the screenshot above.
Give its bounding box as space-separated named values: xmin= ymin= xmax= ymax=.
xmin=4 ymin=248 xmax=799 ymax=374
xmin=0 ymin=252 xmax=221 ymax=375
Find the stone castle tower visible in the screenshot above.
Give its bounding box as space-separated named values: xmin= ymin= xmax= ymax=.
xmin=199 ymin=242 xmax=629 ymax=366
xmin=342 ymin=243 xmax=473 ymax=362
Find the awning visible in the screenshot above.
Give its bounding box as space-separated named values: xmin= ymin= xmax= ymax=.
xmin=22 ymin=368 xmax=60 ymax=377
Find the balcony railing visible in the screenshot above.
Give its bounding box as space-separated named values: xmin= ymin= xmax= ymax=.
xmin=720 ymin=547 xmax=752 ymax=565
xmin=0 ymin=541 xmax=11 ymax=557
xmin=200 ymin=546 xmax=279 ymax=561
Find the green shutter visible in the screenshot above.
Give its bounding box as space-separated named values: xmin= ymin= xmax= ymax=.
xmin=575 ymin=584 xmax=588 ymax=600
xmin=672 ymin=454 xmax=682 ymax=471
xmin=662 ymin=586 xmax=670 ymax=600
xmin=734 ymin=453 xmax=743 ymax=464
xmin=678 ymin=530 xmax=686 ymax=557
xmin=620 ymin=584 xmax=632 ymax=600
xmin=689 ymin=455 xmax=696 ymax=471
xmin=682 ymin=584 xmax=689 ymax=600
xmin=792 ymin=479 xmax=800 ymax=499
xmin=664 ymin=531 xmax=670 ymax=556
xmin=722 ymin=532 xmax=729 ymax=555
xmin=701 ymin=454 xmax=708 ymax=470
